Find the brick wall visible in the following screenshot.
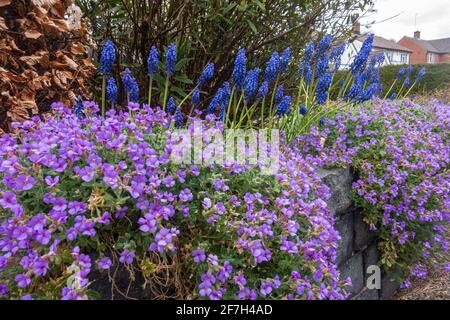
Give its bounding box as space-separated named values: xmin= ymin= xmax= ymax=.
xmin=398 ymin=37 xmax=428 ymax=64
xmin=438 ymin=53 xmax=450 ymax=63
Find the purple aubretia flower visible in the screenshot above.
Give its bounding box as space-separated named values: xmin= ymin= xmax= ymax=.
xmin=192 ymin=248 xmax=206 ymax=264
xmin=16 ymin=175 xmax=35 ymax=191
xmin=98 ymin=257 xmax=112 ymax=270
xmin=138 ymin=213 xmax=157 ymax=234
xmin=33 ymin=258 xmax=49 ymax=276
xmin=119 ymin=250 xmax=135 ymax=265
xmin=45 ymin=176 xmax=59 ymax=187
xmin=15 ymin=274 xmax=31 ymax=288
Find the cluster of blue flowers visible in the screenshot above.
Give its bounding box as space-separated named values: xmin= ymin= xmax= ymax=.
xmin=276 ymin=96 xmax=291 ymax=116
xmin=198 ymin=63 xmax=215 ymax=88
xmin=99 ymin=40 xmax=115 ymax=75
xmin=233 ymin=49 xmax=247 ymax=90
xmin=167 ymin=97 xmax=177 ymax=114
xmin=165 ymin=44 xmax=177 ymax=77
xmin=147 ymin=46 xmax=159 ymax=77
xmin=244 ymin=68 xmax=260 ymax=103
xmin=72 ymin=96 xmax=84 ymax=118
xmin=122 ymin=68 xmax=139 ymax=103
xmin=264 ymin=52 xmax=280 ymax=84
xmin=208 ymin=82 xmax=231 ymax=120
xmin=95 ymin=33 xmax=426 ymax=128
xmin=106 ymin=77 xmax=117 ymax=104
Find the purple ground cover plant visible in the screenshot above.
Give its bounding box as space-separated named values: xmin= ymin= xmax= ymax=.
xmin=0 ymin=101 xmax=349 ymax=300
xmin=294 ymin=98 xmax=449 ymax=283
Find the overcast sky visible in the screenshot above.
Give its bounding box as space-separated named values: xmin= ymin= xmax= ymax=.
xmin=360 ymin=0 xmax=450 ymax=41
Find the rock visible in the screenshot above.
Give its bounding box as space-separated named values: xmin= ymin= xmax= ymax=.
xmin=354 ymin=210 xmax=376 ymax=251
xmin=316 ymin=167 xmax=354 ymax=215
xmin=339 ymin=252 xmax=364 ymax=297
xmin=89 ymin=263 xmax=151 ymax=300
xmin=380 ymin=271 xmax=401 ymax=300
xmin=353 ymin=287 xmax=379 ymax=300
xmin=335 ymin=212 xmax=354 ymax=265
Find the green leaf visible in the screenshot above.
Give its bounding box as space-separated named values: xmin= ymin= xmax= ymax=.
xmin=247 ymin=19 xmax=257 ymax=34
xmin=174 ymin=75 xmax=193 ymax=85
xmin=171 ymin=86 xmax=188 ymax=98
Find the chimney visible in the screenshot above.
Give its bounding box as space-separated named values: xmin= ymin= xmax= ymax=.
xmin=353 ymin=21 xmax=361 ymax=35
xmin=414 ymin=30 xmax=421 ymax=39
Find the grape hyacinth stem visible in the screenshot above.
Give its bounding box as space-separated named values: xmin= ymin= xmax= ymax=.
xmin=403 ymin=81 xmax=418 ymax=98
xmin=268 ymin=75 xmax=280 ymax=130
xmin=163 ymin=76 xmax=170 ymax=111
xmin=232 ymin=92 xmax=245 ymax=126
xmin=383 ymin=79 xmax=398 ymax=99
xmin=225 ymin=87 xmax=235 ymax=125
xmin=101 ymin=76 xmax=106 ymax=117
xmin=180 ymin=85 xmax=199 ymax=111
xmin=260 ymin=97 xmax=266 ymax=127
xmin=148 ymin=77 xmax=153 ymax=107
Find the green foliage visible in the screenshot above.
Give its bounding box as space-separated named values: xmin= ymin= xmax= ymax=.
xmin=378 ymin=64 xmax=450 ymax=95
xmin=311 ymin=100 xmax=450 ymax=281
xmin=331 ymin=64 xmax=450 ymax=98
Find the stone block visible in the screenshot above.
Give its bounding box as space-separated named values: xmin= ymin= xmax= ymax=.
xmin=316 ymin=167 xmax=354 ymax=215
xmin=354 ymin=210 xmax=377 ymax=251
xmin=339 ymin=252 xmax=364 ymax=297
xmin=353 ymin=287 xmax=379 ymax=300
xmin=380 ymin=271 xmax=401 ymax=300
xmin=335 ymin=212 xmax=354 ymax=265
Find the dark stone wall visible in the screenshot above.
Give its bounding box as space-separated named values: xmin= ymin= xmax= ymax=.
xmin=317 ymin=167 xmax=400 ymax=300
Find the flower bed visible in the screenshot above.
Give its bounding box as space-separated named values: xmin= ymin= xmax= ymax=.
xmin=295 ymin=98 xmax=450 ymax=283
xmin=0 ymin=102 xmax=349 ymax=300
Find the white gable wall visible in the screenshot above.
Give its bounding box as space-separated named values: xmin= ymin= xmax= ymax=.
xmin=339 ymin=40 xmax=410 ymax=69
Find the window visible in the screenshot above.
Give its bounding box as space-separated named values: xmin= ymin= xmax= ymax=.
xmin=427 ymin=53 xmax=434 ymax=64
xmin=400 ymin=53 xmax=408 ymax=64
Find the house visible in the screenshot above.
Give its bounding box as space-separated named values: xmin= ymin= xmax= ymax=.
xmin=340 ymin=23 xmax=412 ymax=69
xmin=398 ymin=31 xmax=450 ymax=64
